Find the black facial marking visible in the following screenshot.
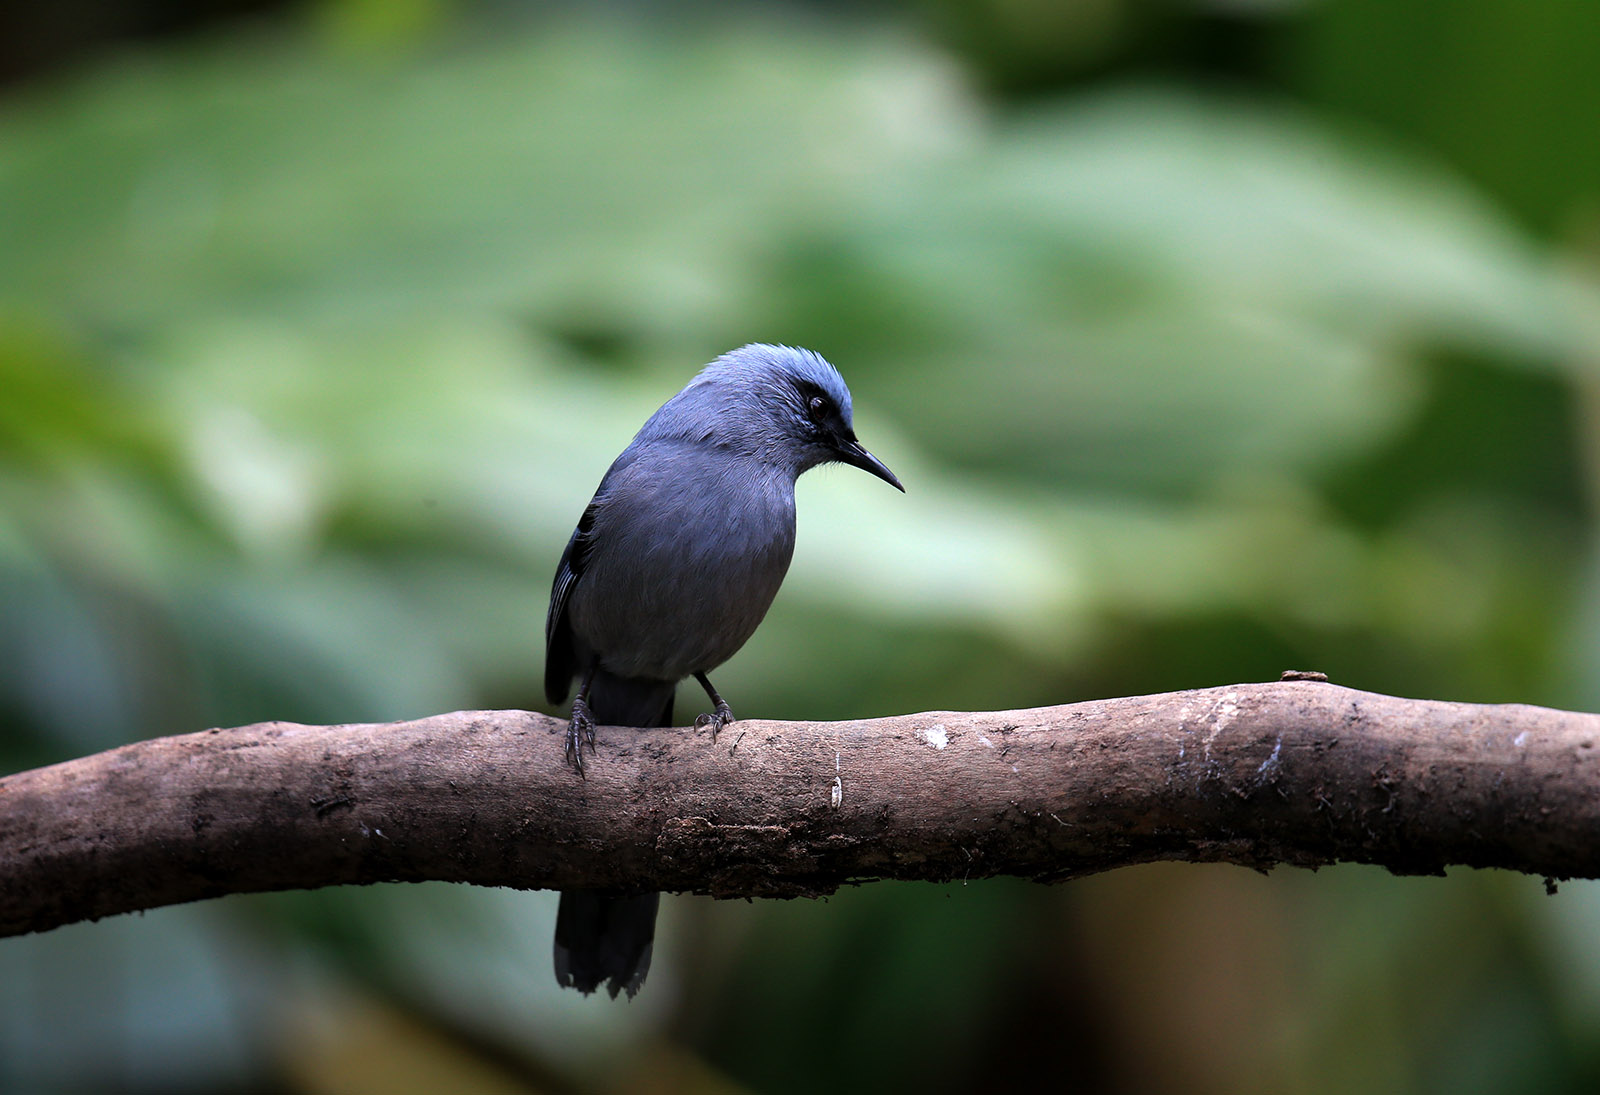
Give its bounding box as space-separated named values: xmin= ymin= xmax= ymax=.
xmin=795 ymin=380 xmax=836 ymax=428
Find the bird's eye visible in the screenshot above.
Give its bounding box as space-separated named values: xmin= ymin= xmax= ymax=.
xmin=807 ymin=395 xmax=828 ymax=421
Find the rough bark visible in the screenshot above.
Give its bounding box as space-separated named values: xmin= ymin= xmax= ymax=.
xmin=3 ymin=679 xmax=1599 ymax=937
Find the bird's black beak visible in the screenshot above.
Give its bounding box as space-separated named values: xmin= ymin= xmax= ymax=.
xmin=837 ymin=437 xmax=904 ymax=492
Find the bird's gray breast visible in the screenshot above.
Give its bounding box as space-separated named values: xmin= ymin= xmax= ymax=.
xmin=566 ymin=444 xmax=798 ymax=681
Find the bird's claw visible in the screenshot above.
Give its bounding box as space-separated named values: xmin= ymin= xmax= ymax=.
xmin=565 ymin=699 xmax=597 ymax=777
xmin=694 ymin=701 xmax=735 ymax=742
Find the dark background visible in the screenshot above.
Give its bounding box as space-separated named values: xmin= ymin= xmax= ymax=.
xmin=4 ymin=0 xmax=1600 ymax=1091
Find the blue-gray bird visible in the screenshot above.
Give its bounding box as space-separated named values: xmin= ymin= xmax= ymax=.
xmin=545 ymin=343 xmax=902 ymax=998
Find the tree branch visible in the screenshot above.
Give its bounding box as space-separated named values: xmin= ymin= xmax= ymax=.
xmin=4 ymin=680 xmax=1598 ymax=937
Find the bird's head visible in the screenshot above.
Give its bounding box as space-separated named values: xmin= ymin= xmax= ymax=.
xmin=689 ymin=344 xmax=904 ymax=490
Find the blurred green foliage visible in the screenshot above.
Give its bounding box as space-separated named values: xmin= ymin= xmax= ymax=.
xmin=4 ymin=1 xmax=1600 ymax=1092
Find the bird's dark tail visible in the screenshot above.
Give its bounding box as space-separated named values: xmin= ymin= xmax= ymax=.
xmin=554 ymin=891 xmax=661 ymax=1000
xmin=554 ymin=669 xmax=675 ymax=999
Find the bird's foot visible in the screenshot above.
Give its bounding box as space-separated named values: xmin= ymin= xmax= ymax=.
xmin=693 ymin=700 xmax=735 ymax=742
xmin=565 ymin=697 xmax=597 ymax=777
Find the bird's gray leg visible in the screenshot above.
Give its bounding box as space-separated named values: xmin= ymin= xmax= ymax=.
xmin=566 ymin=666 xmax=598 ymax=777
xmin=692 ymin=672 xmax=735 ymax=741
